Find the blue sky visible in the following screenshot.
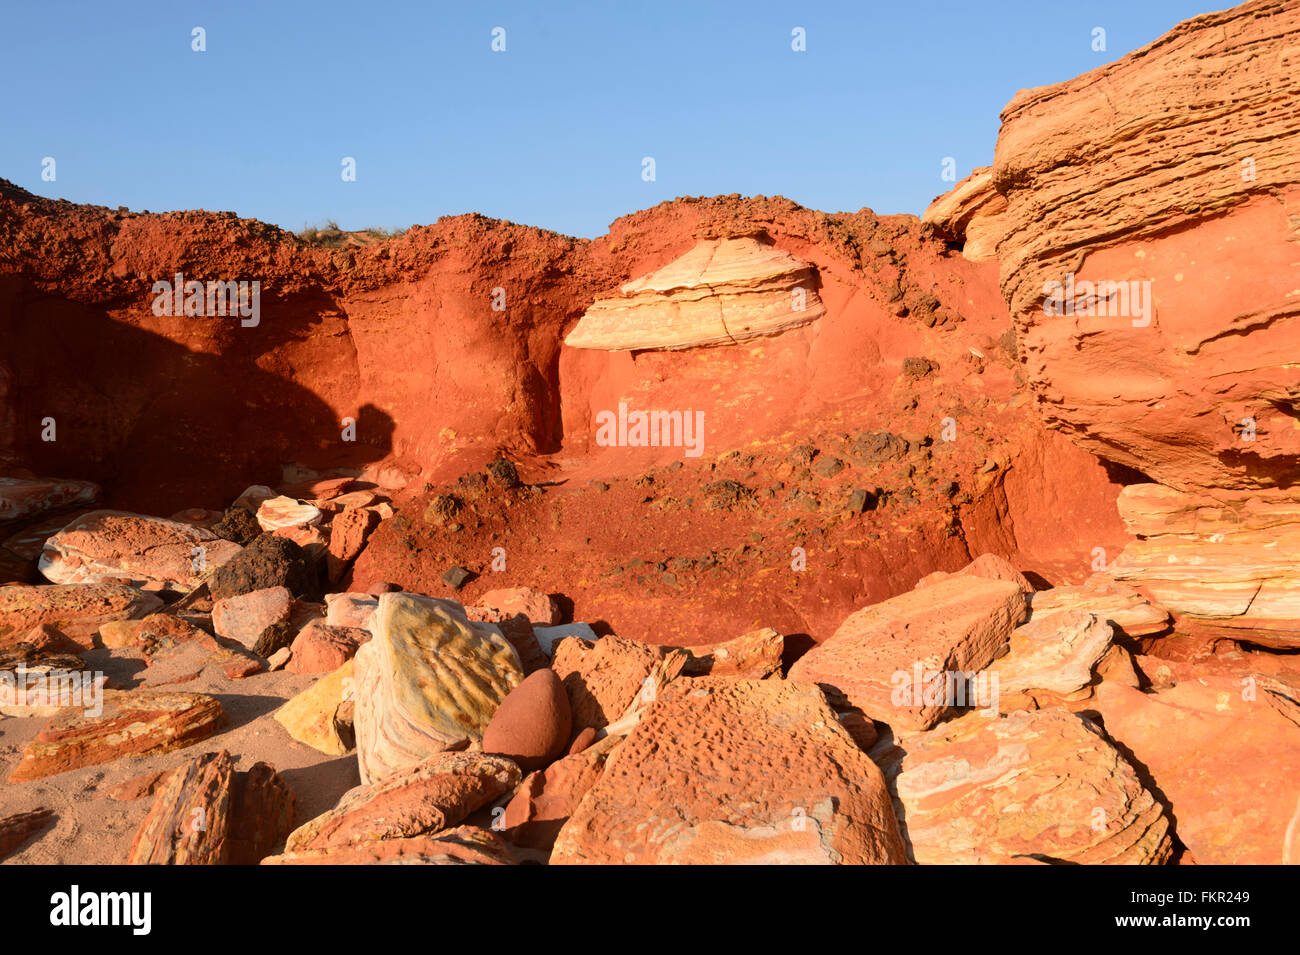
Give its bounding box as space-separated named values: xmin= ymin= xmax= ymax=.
xmin=0 ymin=0 xmax=1215 ymax=238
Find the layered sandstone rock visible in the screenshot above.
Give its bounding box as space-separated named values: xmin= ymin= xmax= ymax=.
xmin=353 ymin=593 xmax=523 ymax=784
xmin=126 ymin=751 xmax=295 ymax=865
xmin=551 ymin=678 xmax=907 ymax=865
xmin=38 ymin=510 xmax=241 ymax=591
xmin=284 ymin=751 xmax=519 ymax=852
xmin=787 ymin=573 xmax=1029 ymax=730
xmin=0 ymin=477 xmax=98 ymax=523
xmin=994 ymin=610 xmax=1115 ymax=711
xmin=502 ymin=735 xmax=620 ymax=853
xmin=992 ymin=0 xmax=1300 ymax=492
xmin=8 ymin=690 xmax=223 ymax=782
xmin=921 ymin=168 xmax=1010 ymax=263
xmin=871 ymin=708 xmax=1172 ymax=864
xmin=126 ymin=750 xmax=234 ymax=865
xmin=1094 ymin=676 xmax=1300 ymax=865
xmin=1109 ymin=484 xmax=1300 ymax=645
xmin=0 ymin=582 xmax=162 ymax=648
xmin=1027 ymin=575 xmax=1170 ymax=638
xmin=263 ymin=826 xmax=514 ymax=865
xmin=564 ymin=235 xmax=825 ymax=351
xmin=211 ymin=586 xmax=293 ymax=650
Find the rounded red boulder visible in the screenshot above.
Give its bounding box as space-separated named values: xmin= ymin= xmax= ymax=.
xmin=481 ymin=668 xmax=572 ymax=773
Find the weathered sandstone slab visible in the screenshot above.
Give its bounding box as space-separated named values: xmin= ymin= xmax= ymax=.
xmin=564 ymin=235 xmax=825 ymax=351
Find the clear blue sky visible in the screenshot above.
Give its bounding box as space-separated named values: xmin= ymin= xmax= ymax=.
xmin=1 ymin=0 xmax=1215 ymax=238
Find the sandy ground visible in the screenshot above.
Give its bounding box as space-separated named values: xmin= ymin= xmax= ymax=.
xmin=0 ymin=648 xmax=361 ymax=864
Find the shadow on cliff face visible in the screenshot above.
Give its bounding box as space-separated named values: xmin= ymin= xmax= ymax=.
xmin=0 ymin=276 xmax=390 ymax=513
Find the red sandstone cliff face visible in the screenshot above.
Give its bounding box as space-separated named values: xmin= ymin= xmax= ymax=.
xmin=926 ymin=0 xmax=1300 ymax=639
xmin=0 ymin=181 xmax=1134 ymax=644
xmin=988 ymin=0 xmax=1300 ymax=493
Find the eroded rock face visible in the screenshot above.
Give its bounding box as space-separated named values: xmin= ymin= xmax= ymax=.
xmin=8 ymin=690 xmax=223 ymax=782
xmin=0 ymin=582 xmax=162 ymax=648
xmin=991 ymin=0 xmax=1300 ymax=492
xmin=551 ymin=678 xmax=907 ymax=865
xmin=788 ymin=573 xmax=1029 ymax=730
xmin=921 ymin=168 xmax=1010 ymax=263
xmin=870 ymin=708 xmax=1172 ymax=865
xmin=353 ymin=593 xmax=523 ymax=784
xmin=565 ymin=236 xmax=826 ymax=351
xmin=1094 ymin=676 xmax=1300 ymax=865
xmin=284 ymin=751 xmax=519 ymax=852
xmin=1110 ymin=484 xmax=1300 ymax=644
xmin=994 ymin=610 xmax=1115 ymax=711
xmin=37 ymin=510 xmax=240 ymax=591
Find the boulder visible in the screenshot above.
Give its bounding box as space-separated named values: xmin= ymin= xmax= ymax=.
xmin=787 ymin=573 xmax=1028 ymax=730
xmin=994 ymin=610 xmax=1115 ymax=711
xmin=551 ymin=634 xmax=664 ymax=732
xmin=255 ymin=495 xmax=322 ymax=532
xmin=37 ymin=510 xmax=240 ymax=591
xmin=284 ymin=751 xmax=520 ymax=852
xmin=1027 ymin=575 xmax=1171 ymax=638
xmin=325 ymin=506 xmax=380 ymax=584
xmin=207 ymin=534 xmax=314 ymax=602
xmin=1094 ymin=675 xmax=1300 ymax=864
xmin=502 ymin=735 xmax=618 ymax=853
xmin=672 ymin=627 xmax=784 ymax=678
xmin=353 ymin=593 xmax=523 ymax=784
xmin=0 ymin=582 xmax=162 ymax=648
xmin=552 ymin=678 xmax=907 ymax=864
xmin=324 ymin=592 xmax=378 ymax=632
xmin=126 ymin=750 xmax=234 ymax=865
xmin=481 ymin=668 xmax=572 ymax=772
xmin=870 ymin=708 xmax=1172 ymax=864
xmin=286 ymin=621 xmax=367 ymax=674
xmin=0 ymin=477 xmax=98 ymax=523
xmin=262 ymin=826 xmax=514 ymax=865
xmin=467 ymin=587 xmax=559 ymax=625
xmin=274 ymin=659 xmax=355 ymax=755
xmin=211 ymin=586 xmax=293 ymax=651
xmin=8 ymin=690 xmax=223 ymax=782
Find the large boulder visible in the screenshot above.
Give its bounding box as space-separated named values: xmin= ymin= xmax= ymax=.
xmin=551 ymin=678 xmax=907 ymax=865
xmin=0 ymin=582 xmax=161 ymax=648
xmin=8 ymin=690 xmax=223 ymax=782
xmin=37 ymin=510 xmax=240 ymax=591
xmin=870 ymin=708 xmax=1172 ymax=864
xmin=1094 ymin=675 xmax=1300 ymax=864
xmin=353 ymin=593 xmax=523 ymax=784
xmin=788 ymin=572 xmax=1028 ymax=730
xmin=207 ymin=534 xmax=314 ymax=602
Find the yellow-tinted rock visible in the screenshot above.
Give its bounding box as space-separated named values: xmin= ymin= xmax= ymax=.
xmin=354 ymin=593 xmax=523 ymax=784
xmin=274 ymin=659 xmax=355 ymax=756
